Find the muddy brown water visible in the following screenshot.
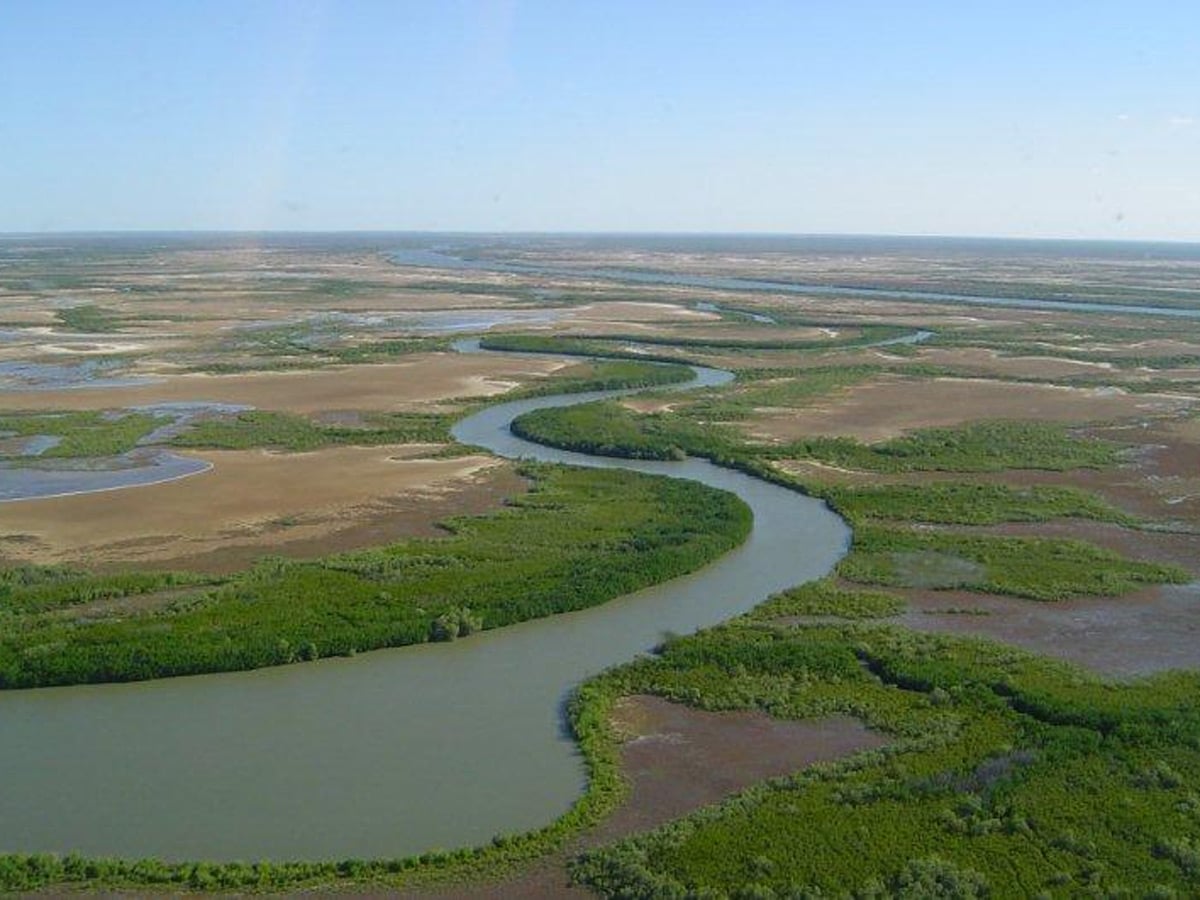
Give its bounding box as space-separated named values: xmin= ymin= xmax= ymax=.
xmin=0 ymin=360 xmax=850 ymax=861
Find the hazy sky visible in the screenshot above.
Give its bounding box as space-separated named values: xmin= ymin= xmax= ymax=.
xmin=2 ymin=1 xmax=1197 ymax=239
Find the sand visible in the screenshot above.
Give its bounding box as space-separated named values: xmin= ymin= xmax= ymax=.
xmin=744 ymin=375 xmax=1193 ymax=443
xmin=0 ymin=446 xmax=513 ymax=568
xmin=0 ymin=353 xmax=569 ymax=414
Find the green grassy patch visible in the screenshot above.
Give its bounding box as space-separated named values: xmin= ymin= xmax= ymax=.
xmin=513 ymin=400 xmax=1122 ymax=474
xmin=774 ymin=420 xmax=1123 ymax=473
xmin=839 ymin=526 xmax=1188 ymax=601
xmin=675 ymin=365 xmax=879 ymax=420
xmin=325 ymin=337 xmax=451 ymax=363
xmin=822 ymin=482 xmax=1134 ymax=526
xmin=0 ymin=567 xmax=216 ymax=615
xmin=746 ymin=578 xmax=906 ymax=620
xmin=0 ymin=411 xmax=164 ymax=459
xmin=512 ymin=400 xmax=744 ymax=461
xmin=170 ymin=409 xmax=455 ymax=451
xmin=54 ymin=304 xmax=125 ymax=333
xmin=511 ymin=400 xmax=746 ymax=461
xmin=507 ymin=359 xmax=695 ymax=399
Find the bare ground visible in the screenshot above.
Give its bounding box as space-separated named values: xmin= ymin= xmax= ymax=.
xmin=870 ymin=583 xmax=1200 ymax=679
xmin=0 ymin=353 xmax=570 ymax=414
xmin=0 ymin=448 xmax=522 ymax=570
xmin=741 ymin=375 xmax=1193 ymax=443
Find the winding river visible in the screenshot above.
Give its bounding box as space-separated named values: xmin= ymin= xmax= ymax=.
xmin=0 ymin=351 xmax=848 ymax=862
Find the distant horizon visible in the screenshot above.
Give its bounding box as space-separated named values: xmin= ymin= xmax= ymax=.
xmin=2 ymin=228 xmax=1199 ymax=250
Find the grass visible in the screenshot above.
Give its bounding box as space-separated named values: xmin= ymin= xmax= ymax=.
xmin=325 ymin=337 xmax=451 ymax=363
xmin=746 ymin=578 xmax=906 ymax=620
xmin=54 ymin=304 xmax=125 ymax=333
xmin=838 ymin=525 xmax=1188 ymax=601
xmin=677 ymin=365 xmax=880 ymax=420
xmin=512 ymin=399 xmax=1123 ymax=473
xmin=513 ymin=400 xmax=739 ymax=461
xmin=170 ymin=409 xmax=455 ymax=451
xmin=189 ymin=333 xmax=450 ymax=373
xmin=772 ymin=420 xmax=1124 ymax=473
xmin=820 ymin=482 xmax=1135 ymax=526
xmin=0 ymin=410 xmax=164 ymax=459
xmin=505 ymin=359 xmax=695 ymax=398
xmin=0 ymin=463 xmax=751 ymax=688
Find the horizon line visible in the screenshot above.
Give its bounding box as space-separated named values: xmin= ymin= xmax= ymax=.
xmin=1 ymin=228 xmax=1199 ymax=247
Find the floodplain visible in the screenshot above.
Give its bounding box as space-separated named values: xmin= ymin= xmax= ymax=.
xmin=2 ymin=234 xmax=1200 ymax=896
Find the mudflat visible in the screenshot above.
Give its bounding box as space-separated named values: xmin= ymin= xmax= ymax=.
xmin=0 ymin=446 xmax=512 ymax=569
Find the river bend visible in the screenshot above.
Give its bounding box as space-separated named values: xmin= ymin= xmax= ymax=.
xmin=0 ymin=353 xmax=848 ymax=860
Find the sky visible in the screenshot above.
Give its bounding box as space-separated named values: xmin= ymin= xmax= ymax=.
xmin=1 ymin=0 xmax=1197 ymax=240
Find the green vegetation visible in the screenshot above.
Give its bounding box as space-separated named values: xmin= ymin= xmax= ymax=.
xmin=570 ymin=621 xmax=1200 ymax=898
xmin=0 ymin=566 xmax=216 ymax=615
xmin=54 ymin=304 xmax=125 ymax=333
xmin=507 ymin=359 xmax=695 ymax=398
xmin=0 ymin=410 xmax=163 ymax=459
xmin=170 ymin=409 xmax=455 ymax=451
xmin=171 ymin=361 xmax=693 ymax=451
xmin=839 ymin=526 xmax=1188 ymax=600
xmin=678 ymin=365 xmax=878 ymax=420
xmin=324 ymin=337 xmax=451 ymax=363
xmin=482 ymin=333 xmax=700 ymax=364
xmin=513 ymin=400 xmax=739 ymax=461
xmin=775 ymin=421 xmax=1123 ymax=473
xmin=821 ymin=482 xmax=1134 ymax=526
xmin=192 ymin=330 xmax=450 ymax=373
xmin=0 ymin=464 xmax=750 ymax=688
xmin=746 ymin=578 xmax=906 ymax=620
xmin=512 ymin=399 xmax=1123 ymax=473
xmin=480 ymin=326 xmax=911 ymax=364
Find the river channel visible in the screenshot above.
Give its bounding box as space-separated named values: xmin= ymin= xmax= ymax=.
xmin=0 ymin=353 xmax=849 ymax=861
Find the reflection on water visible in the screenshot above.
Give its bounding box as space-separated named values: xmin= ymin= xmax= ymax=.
xmin=0 ymin=403 xmax=245 ymax=502
xmin=0 ymin=448 xmax=211 ymax=503
xmin=0 ymin=359 xmax=154 ymax=391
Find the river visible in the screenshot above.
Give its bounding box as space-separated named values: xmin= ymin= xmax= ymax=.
xmin=0 ymin=352 xmax=848 ymax=861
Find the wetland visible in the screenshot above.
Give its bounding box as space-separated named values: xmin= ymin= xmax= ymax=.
xmin=2 ymin=234 xmax=1200 ymax=896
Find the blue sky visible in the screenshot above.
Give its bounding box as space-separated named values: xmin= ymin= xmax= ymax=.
xmin=1 ymin=0 xmax=1197 ymax=239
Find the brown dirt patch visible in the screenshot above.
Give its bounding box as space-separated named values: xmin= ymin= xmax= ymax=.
xmin=885 ymin=584 xmax=1200 ymax=678
xmin=0 ymin=353 xmax=568 ymax=415
xmin=597 ymin=696 xmax=886 ymax=842
xmin=0 ymin=448 xmax=520 ymax=571
xmin=742 ymin=375 xmax=1192 ymax=443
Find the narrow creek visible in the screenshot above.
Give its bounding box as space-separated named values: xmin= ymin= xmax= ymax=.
xmin=0 ymin=349 xmax=849 ymax=861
